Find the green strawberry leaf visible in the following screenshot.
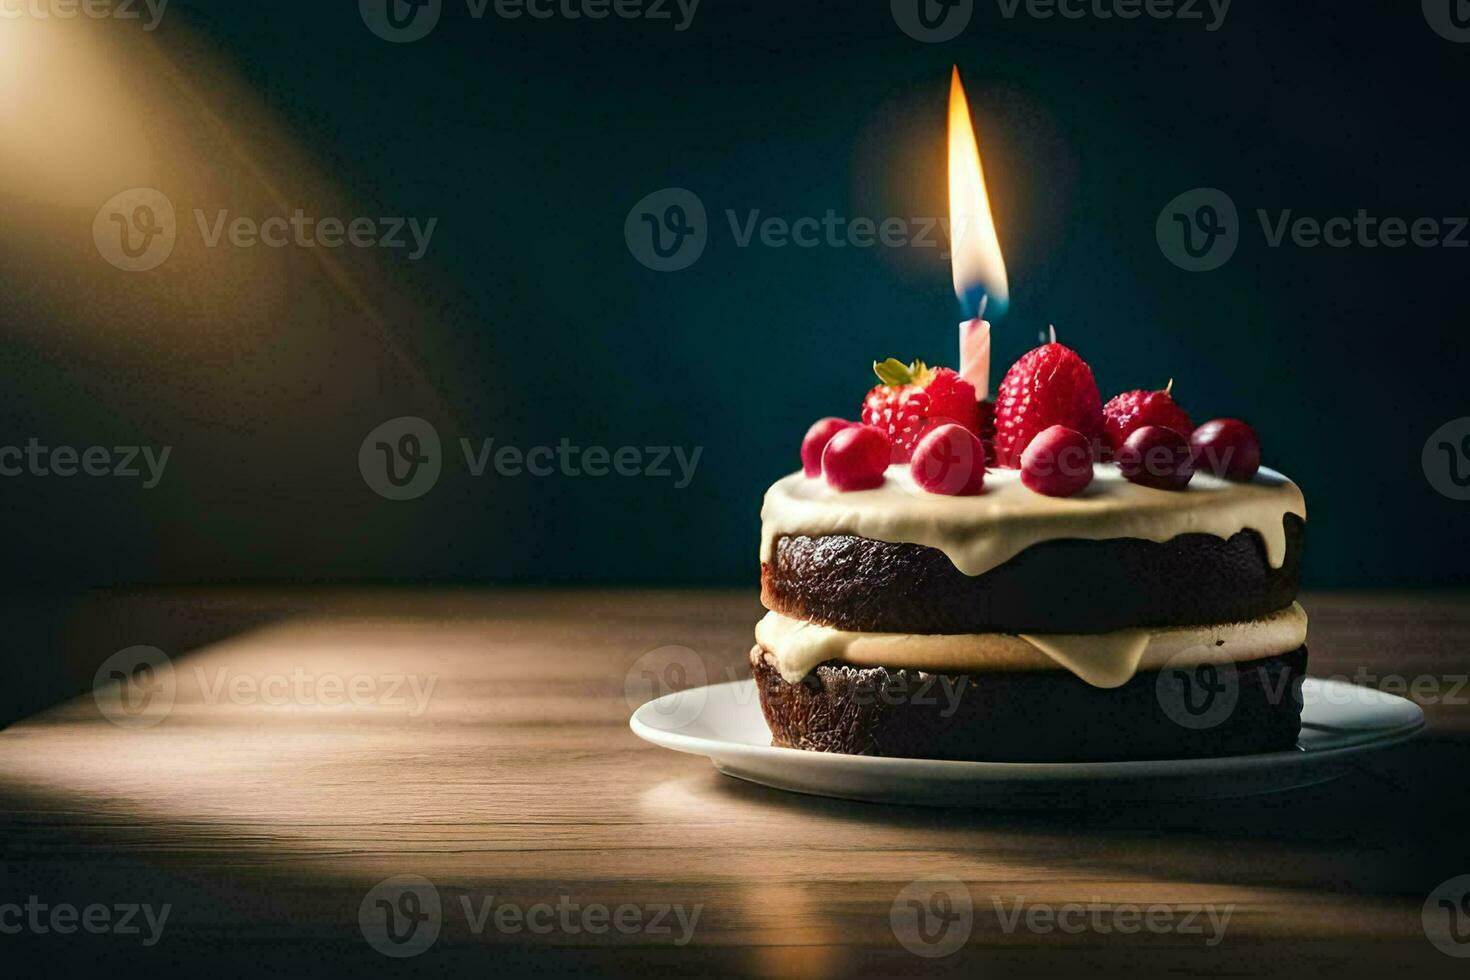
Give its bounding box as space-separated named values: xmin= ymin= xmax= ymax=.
xmin=873 ymin=358 xmax=914 ymax=387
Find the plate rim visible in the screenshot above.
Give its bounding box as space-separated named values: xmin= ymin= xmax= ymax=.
xmin=630 ymin=677 xmax=1426 ymax=781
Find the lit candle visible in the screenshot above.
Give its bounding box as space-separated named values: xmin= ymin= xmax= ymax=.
xmin=959 ymin=298 xmax=992 ymax=401
xmin=948 ymin=67 xmax=1009 ymax=401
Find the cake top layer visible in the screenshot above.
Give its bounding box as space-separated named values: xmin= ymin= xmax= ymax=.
xmin=761 ymin=464 xmax=1306 ymax=578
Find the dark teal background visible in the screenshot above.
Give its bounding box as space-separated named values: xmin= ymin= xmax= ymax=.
xmin=2 ymin=0 xmax=1468 ymax=587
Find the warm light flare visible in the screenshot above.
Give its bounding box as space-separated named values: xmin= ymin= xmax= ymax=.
xmin=0 ymin=17 xmax=151 ymax=207
xmin=948 ymin=67 xmax=1009 ymax=321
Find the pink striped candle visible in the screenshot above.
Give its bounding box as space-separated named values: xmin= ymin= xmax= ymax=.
xmin=959 ymin=317 xmax=991 ymax=401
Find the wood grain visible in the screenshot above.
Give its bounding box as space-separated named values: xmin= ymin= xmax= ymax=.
xmin=2 ymin=589 xmax=1469 ymax=977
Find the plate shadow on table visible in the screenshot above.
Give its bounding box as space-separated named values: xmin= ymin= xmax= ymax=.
xmin=662 ymin=732 xmax=1470 ymax=897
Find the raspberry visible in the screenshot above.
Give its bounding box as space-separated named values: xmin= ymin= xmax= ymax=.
xmin=1020 ymin=425 xmax=1095 ymax=498
xmin=822 ymin=425 xmax=890 ymax=492
xmin=1117 ymin=425 xmax=1195 ymax=492
xmin=862 ymin=359 xmax=982 ymax=463
xmin=1102 ymin=383 xmax=1193 ymax=458
xmin=992 ymin=343 xmax=1104 ymax=468
xmin=911 ymin=424 xmax=986 ymax=496
xmin=1191 ymin=419 xmax=1261 ymax=481
xmin=800 ymin=418 xmax=857 ymax=478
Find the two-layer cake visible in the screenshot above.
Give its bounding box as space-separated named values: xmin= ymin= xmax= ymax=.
xmin=751 ymin=345 xmax=1308 ymax=762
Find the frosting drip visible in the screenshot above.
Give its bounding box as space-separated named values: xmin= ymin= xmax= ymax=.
xmin=761 ymin=464 xmax=1305 ymax=577
xmin=754 ymin=603 xmax=1309 ymax=688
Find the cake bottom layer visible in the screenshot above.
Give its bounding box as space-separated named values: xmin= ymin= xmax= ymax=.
xmin=751 ymin=645 xmax=1309 ymax=763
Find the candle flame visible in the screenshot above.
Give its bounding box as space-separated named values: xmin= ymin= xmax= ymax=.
xmin=948 ymin=67 xmax=1009 ymax=321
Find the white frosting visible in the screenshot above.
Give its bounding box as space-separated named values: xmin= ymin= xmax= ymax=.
xmin=761 ymin=464 xmax=1305 ymax=576
xmin=754 ymin=603 xmax=1309 ymax=689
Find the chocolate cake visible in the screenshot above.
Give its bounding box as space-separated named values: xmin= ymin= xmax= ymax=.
xmin=755 ymin=346 xmax=1309 ymax=763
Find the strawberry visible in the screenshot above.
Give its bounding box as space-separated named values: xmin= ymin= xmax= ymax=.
xmin=862 ymin=359 xmax=982 ymax=463
xmin=992 ymin=343 xmax=1104 ymax=468
xmin=1102 ymin=382 xmax=1193 ymax=458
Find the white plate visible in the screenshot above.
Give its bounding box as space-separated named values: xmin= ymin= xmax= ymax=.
xmin=629 ymin=678 xmax=1424 ymax=808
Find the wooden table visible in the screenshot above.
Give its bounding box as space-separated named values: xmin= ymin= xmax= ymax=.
xmin=3 ymin=590 xmax=1469 ymax=977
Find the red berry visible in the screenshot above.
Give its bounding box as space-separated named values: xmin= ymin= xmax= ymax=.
xmin=822 ymin=425 xmax=890 ymax=492
xmin=800 ymin=418 xmax=857 ymax=477
xmin=1020 ymin=425 xmax=1095 ymax=498
xmin=862 ymin=359 xmax=981 ymax=463
xmin=1102 ymin=383 xmax=1193 ymax=457
xmin=1117 ymin=425 xmax=1195 ymax=492
xmin=1191 ymin=419 xmax=1262 ymax=481
xmin=911 ymin=424 xmax=986 ymax=496
xmin=992 ymin=343 xmax=1104 ymax=468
